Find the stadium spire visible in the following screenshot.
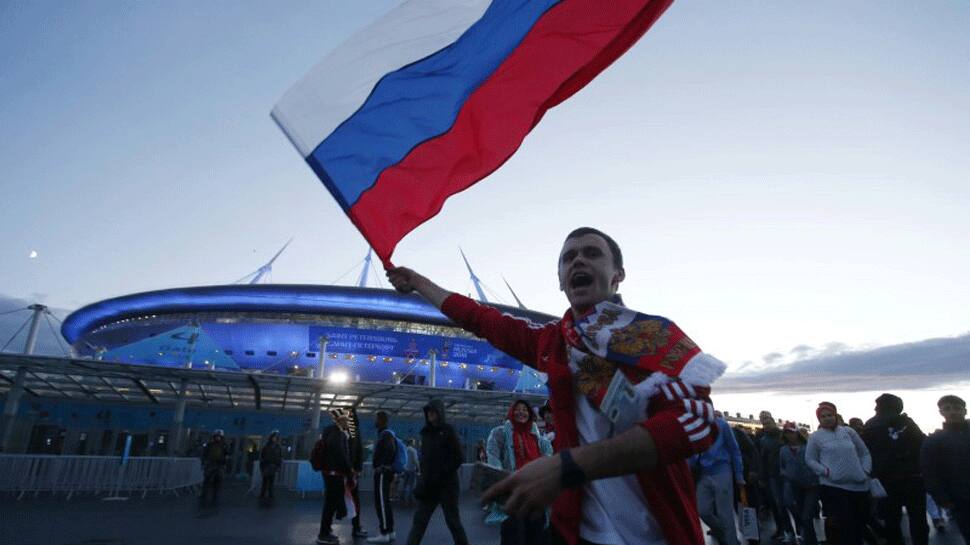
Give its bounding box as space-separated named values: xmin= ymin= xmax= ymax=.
xmin=235 ymin=238 xmax=293 ymax=284
xmin=357 ymin=249 xmax=373 ymax=288
xmin=459 ymin=247 xmax=488 ymax=303
xmin=503 ymin=277 xmax=526 ymax=309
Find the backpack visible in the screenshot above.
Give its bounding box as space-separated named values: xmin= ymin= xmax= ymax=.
xmin=309 ymin=437 xmax=326 ymax=471
xmin=383 ymin=429 xmax=408 ymax=473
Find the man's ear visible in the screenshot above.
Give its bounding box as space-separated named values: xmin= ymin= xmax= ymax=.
xmin=612 ymin=268 xmax=626 ymax=288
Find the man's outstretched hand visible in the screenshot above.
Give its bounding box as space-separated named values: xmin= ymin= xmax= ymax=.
xmin=481 ymin=453 xmax=563 ymax=521
xmin=386 ymin=267 xmax=418 ymax=293
xmin=386 ymin=267 xmax=451 ymax=309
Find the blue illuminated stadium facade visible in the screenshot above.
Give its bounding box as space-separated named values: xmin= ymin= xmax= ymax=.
xmin=61 ymin=285 xmax=554 ymax=393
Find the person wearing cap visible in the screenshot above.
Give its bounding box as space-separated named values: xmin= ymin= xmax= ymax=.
xmin=200 ymin=429 xmax=231 ymax=507
xmin=921 ymin=394 xmax=970 ymax=542
xmin=862 ymin=393 xmax=928 ymax=545
xmin=780 ymin=422 xmax=819 ymax=545
xmin=259 ymin=430 xmax=283 ymax=500
xmin=312 ymin=409 xmax=354 ymax=545
xmin=806 ymin=402 xmax=872 ymax=545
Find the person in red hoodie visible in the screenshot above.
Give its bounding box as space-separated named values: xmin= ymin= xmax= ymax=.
xmin=388 ymin=227 xmax=726 ymax=545
xmin=486 ymin=399 xmax=554 ymax=545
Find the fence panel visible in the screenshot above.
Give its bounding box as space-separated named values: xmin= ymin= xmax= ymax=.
xmin=0 ymin=454 xmax=203 ymax=499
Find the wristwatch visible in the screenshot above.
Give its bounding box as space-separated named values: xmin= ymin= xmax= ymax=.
xmin=559 ymin=449 xmax=587 ymax=489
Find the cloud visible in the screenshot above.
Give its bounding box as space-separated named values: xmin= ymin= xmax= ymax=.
xmin=719 ymin=334 xmax=970 ymax=393
xmin=762 ymin=352 xmax=784 ymax=364
xmin=0 ymin=294 xmax=74 ymax=356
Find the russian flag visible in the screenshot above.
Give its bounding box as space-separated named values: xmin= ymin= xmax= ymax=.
xmin=273 ymin=0 xmax=674 ymax=267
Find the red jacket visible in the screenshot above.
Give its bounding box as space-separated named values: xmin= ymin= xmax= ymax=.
xmin=442 ymin=294 xmax=719 ymax=545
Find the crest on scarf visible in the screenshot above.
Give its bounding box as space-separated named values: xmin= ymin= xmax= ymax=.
xmin=562 ymin=301 xmax=702 ymax=427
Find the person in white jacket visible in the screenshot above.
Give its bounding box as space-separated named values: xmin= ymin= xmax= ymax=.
xmin=806 ymin=401 xmax=873 ymax=545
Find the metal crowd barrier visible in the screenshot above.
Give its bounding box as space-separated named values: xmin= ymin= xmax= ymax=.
xmin=0 ymin=454 xmax=203 ymax=500
xmin=247 ymin=461 xmax=478 ymax=496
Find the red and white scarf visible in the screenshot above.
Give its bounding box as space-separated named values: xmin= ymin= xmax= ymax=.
xmin=560 ymin=300 xmax=724 ymax=431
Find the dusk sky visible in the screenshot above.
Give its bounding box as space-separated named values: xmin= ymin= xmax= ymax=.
xmin=2 ymin=1 xmax=967 ymax=430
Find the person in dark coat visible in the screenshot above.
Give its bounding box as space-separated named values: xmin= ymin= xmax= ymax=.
xmin=404 ymin=399 xmax=469 ymax=545
xmin=921 ymin=395 xmax=970 ymax=543
xmin=732 ymin=425 xmax=762 ymax=544
xmin=862 ymin=393 xmax=928 ymax=545
xmin=200 ymin=429 xmax=230 ymax=507
xmin=259 ymin=430 xmax=283 ymax=500
xmin=758 ymin=412 xmax=793 ymax=542
xmin=312 ymin=409 xmax=354 ymax=545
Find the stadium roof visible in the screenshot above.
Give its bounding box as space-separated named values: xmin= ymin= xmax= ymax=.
xmin=61 ymin=284 xmax=557 ymax=344
xmin=0 ymin=353 xmax=547 ymax=423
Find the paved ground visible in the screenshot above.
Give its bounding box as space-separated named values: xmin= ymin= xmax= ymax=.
xmin=0 ymin=483 xmax=963 ymax=545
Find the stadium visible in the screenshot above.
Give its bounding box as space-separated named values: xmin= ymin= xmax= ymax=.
xmin=59 ymin=283 xmax=552 ymax=394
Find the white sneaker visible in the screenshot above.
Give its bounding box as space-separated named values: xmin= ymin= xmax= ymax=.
xmin=366 ymin=534 xmax=393 ymax=544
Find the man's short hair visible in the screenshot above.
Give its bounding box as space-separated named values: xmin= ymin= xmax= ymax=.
xmin=938 ymin=395 xmax=966 ymax=409
xmin=538 ymin=404 xmax=553 ymax=417
xmin=565 ymin=227 xmax=623 ymax=269
xmin=376 ymin=410 xmax=389 ymax=420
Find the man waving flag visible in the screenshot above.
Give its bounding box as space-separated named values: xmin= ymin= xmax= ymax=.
xmin=273 ymin=0 xmax=675 ymax=267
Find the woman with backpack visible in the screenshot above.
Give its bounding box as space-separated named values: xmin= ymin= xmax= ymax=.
xmin=486 ymin=399 xmax=553 ymax=545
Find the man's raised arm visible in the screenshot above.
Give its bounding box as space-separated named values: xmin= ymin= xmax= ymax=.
xmin=387 ymin=267 xmax=547 ymax=368
xmin=386 ymin=267 xmax=452 ymax=309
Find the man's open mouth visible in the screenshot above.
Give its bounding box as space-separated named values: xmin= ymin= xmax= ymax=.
xmin=570 ymin=272 xmax=593 ymax=289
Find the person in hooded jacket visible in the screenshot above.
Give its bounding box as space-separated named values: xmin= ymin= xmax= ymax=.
xmin=861 ymin=393 xmax=928 ymax=545
xmin=259 ymin=430 xmax=283 ymax=500
xmin=405 ymin=399 xmax=470 ymax=545
xmin=780 ymin=422 xmax=820 ymax=545
xmin=200 ymin=429 xmax=231 ymax=507
xmin=486 ymin=399 xmax=554 ymax=545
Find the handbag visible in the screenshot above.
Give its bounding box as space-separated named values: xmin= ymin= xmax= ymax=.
xmin=738 ymin=488 xmax=760 ymax=540
xmin=813 ymin=516 xmax=827 ymax=542
xmin=869 ymin=478 xmax=888 ymax=499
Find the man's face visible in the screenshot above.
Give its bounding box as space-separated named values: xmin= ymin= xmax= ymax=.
xmin=426 ymin=409 xmax=439 ymax=424
xmin=376 ymin=414 xmax=387 ymax=428
xmin=558 ymin=234 xmax=624 ymax=314
xmin=512 ymin=403 xmax=530 ymax=424
xmin=940 ymin=401 xmax=967 ymax=424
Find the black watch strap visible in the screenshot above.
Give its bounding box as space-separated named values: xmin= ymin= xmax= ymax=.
xmin=560 ymin=449 xmax=587 ymax=489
